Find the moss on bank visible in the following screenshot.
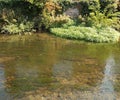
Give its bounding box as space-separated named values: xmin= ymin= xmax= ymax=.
xmin=50 ymin=26 xmax=120 ymax=43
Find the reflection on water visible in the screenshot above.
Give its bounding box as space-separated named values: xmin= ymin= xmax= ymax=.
xmin=0 ymin=64 xmax=10 ymax=100
xmin=100 ymin=56 xmax=115 ymax=92
xmin=99 ymin=56 xmax=116 ymax=100
xmin=0 ymin=34 xmax=120 ymax=99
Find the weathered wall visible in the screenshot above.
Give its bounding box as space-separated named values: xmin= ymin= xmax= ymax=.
xmin=64 ymin=7 xmax=79 ymax=18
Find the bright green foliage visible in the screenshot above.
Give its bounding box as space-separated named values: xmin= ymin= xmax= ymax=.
xmin=88 ymin=0 xmax=100 ymax=13
xmin=0 ymin=0 xmax=40 ymax=34
xmin=50 ymin=14 xmax=73 ymax=28
xmin=100 ymin=0 xmax=118 ymax=14
xmin=50 ymin=26 xmax=120 ymax=43
xmin=1 ymin=22 xmax=34 ymax=34
xmin=76 ymin=0 xmax=120 ymax=31
xmin=49 ymin=0 xmax=120 ymax=43
xmin=86 ymin=11 xmax=114 ymax=27
xmin=26 ymin=0 xmax=46 ymax=8
xmin=0 ymin=0 xmax=119 ymax=43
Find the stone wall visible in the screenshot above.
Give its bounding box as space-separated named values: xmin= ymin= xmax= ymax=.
xmin=64 ymin=7 xmax=79 ymax=18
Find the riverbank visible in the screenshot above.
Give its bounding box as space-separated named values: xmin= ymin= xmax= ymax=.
xmin=0 ymin=33 xmax=48 ymax=42
xmin=0 ymin=0 xmax=119 ymax=43
xmin=0 ymin=27 xmax=119 ymax=44
xmin=50 ymin=26 xmax=120 ymax=43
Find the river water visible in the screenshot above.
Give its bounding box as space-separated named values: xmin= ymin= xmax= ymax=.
xmin=0 ymin=33 xmax=120 ymax=100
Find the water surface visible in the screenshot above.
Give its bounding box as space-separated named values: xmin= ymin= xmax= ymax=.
xmin=0 ymin=34 xmax=120 ymax=99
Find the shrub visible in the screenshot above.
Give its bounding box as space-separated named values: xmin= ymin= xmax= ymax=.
xmin=50 ymin=26 xmax=120 ymax=43
xmin=41 ymin=0 xmax=62 ymax=29
xmin=1 ymin=21 xmax=34 ymax=34
xmin=100 ymin=0 xmax=118 ymax=15
xmin=0 ymin=0 xmax=119 ymax=34
xmin=0 ymin=0 xmax=40 ymax=34
xmin=76 ymin=0 xmax=119 ymax=31
xmin=50 ymin=14 xmax=74 ymax=28
xmin=85 ymin=11 xmax=114 ymax=27
xmin=88 ymin=0 xmax=100 ymax=13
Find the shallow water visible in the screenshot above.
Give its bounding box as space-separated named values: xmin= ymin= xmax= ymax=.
xmin=0 ymin=34 xmax=120 ymax=99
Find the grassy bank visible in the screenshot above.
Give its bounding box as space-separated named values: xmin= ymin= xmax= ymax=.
xmin=50 ymin=26 xmax=120 ymax=43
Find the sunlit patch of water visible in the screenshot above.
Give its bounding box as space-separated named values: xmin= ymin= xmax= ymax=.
xmin=99 ymin=56 xmax=116 ymax=100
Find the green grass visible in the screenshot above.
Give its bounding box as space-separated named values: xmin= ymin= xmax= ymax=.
xmin=50 ymin=26 xmax=120 ymax=43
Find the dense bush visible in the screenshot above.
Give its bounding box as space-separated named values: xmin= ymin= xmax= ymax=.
xmin=77 ymin=0 xmax=120 ymax=30
xmin=0 ymin=0 xmax=41 ymax=34
xmin=0 ymin=0 xmax=119 ymax=43
xmin=1 ymin=21 xmax=34 ymax=34
xmin=50 ymin=26 xmax=120 ymax=43
xmin=100 ymin=0 xmax=118 ymax=14
xmin=50 ymin=14 xmax=73 ymax=28
xmin=49 ymin=0 xmax=120 ymax=43
xmin=85 ymin=11 xmax=114 ymax=27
